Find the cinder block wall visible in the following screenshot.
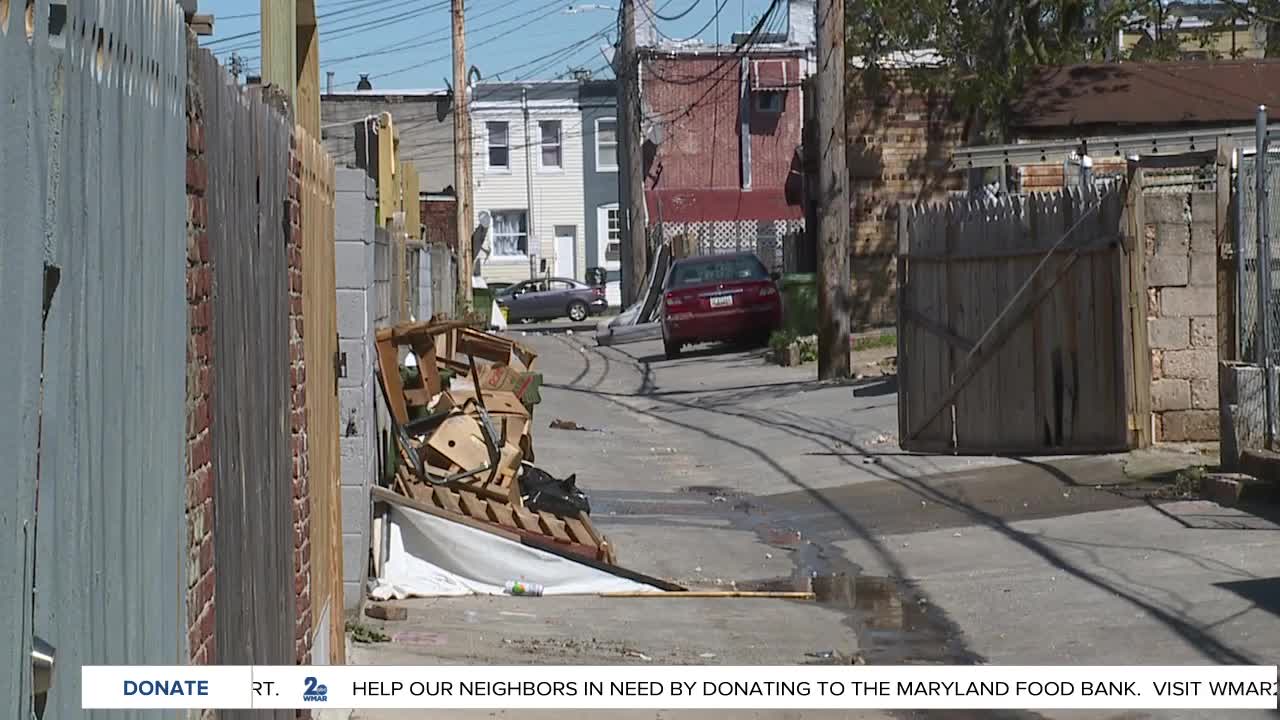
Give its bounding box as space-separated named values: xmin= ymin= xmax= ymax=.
xmin=1145 ymin=191 xmax=1219 ymax=442
xmin=336 ymin=168 xmax=379 ymax=612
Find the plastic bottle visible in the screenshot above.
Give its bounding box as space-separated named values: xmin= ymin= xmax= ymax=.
xmin=504 ymin=580 xmax=544 ymax=596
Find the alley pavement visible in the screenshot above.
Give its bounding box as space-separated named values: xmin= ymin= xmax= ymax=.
xmin=350 ymin=332 xmax=1280 ymax=720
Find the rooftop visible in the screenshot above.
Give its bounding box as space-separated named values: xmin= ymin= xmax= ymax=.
xmin=1011 ymin=60 xmax=1280 ymax=132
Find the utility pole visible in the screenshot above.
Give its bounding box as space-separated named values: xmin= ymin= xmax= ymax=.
xmin=453 ymin=0 xmax=475 ymax=310
xmin=617 ymin=0 xmax=647 ymax=307
xmin=814 ymin=0 xmax=849 ymax=379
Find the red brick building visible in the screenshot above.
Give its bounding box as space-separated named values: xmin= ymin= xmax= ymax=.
xmin=637 ymin=3 xmax=814 ymax=268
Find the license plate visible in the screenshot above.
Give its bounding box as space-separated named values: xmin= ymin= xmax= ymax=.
xmin=710 ymin=295 xmax=733 ymax=308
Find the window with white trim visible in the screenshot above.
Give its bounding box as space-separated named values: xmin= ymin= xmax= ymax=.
xmin=596 ymin=118 xmax=618 ymax=171
xmin=486 ymin=121 xmax=510 ymax=169
xmin=539 ymin=120 xmax=562 ymax=169
xmin=490 ymin=210 xmax=528 ymax=257
xmin=605 ymin=207 xmax=621 ymax=262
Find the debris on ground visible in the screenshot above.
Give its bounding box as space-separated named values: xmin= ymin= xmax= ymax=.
xmin=368 ymin=319 xmax=682 ymax=599
xmin=868 ymin=432 xmax=897 ymax=446
xmin=346 ymin=621 xmax=390 ymax=644
xmin=364 ymin=604 xmax=408 ymax=621
xmin=549 ymin=418 xmax=592 ymax=431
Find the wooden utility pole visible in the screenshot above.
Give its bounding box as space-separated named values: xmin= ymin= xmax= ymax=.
xmin=617 ymin=0 xmax=648 ymax=306
xmin=814 ymin=0 xmax=849 ymax=379
xmin=453 ymin=0 xmax=475 ymax=309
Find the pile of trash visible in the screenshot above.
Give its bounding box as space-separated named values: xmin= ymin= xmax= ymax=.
xmin=370 ymin=319 xmax=674 ymax=597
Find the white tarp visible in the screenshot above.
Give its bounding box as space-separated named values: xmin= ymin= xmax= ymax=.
xmin=370 ymin=505 xmax=661 ymax=598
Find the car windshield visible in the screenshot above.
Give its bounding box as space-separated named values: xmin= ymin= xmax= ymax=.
xmin=669 ymin=256 xmax=768 ymax=288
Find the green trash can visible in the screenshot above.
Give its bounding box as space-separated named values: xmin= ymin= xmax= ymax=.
xmin=781 ymin=274 xmax=818 ymax=337
xmin=472 ymin=287 xmax=494 ymax=325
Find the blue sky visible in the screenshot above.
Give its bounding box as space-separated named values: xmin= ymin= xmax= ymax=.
xmin=197 ymin=0 xmax=777 ymax=91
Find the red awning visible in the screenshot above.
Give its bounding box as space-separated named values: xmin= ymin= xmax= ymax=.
xmin=645 ymin=188 xmax=803 ymax=224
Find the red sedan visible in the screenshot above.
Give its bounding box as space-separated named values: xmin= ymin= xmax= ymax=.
xmin=660 ymin=252 xmax=782 ymax=359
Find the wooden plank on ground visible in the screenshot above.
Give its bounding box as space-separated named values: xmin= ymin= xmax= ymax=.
xmin=376 ymin=338 xmax=410 ymax=425
xmin=537 ymin=511 xmax=573 ymax=543
xmin=563 ymin=516 xmax=593 ymax=546
xmin=488 ymin=501 xmax=517 ymax=528
xmin=458 ymin=491 xmax=493 ymax=522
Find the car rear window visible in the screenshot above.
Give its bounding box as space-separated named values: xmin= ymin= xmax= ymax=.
xmin=669 ymin=256 xmax=768 ymax=288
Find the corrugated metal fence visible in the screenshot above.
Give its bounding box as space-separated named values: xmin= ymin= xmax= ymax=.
xmin=1 ymin=2 xmax=190 ymax=718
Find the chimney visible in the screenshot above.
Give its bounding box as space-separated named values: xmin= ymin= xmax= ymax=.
xmin=356 ymin=74 xmax=373 ymax=91
xmin=787 ymin=0 xmax=815 ymax=48
xmin=327 ymin=71 xmax=335 ymax=94
xmin=635 ymin=0 xmax=657 ymax=46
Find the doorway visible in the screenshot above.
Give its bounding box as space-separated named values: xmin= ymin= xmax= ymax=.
xmin=554 ymin=225 xmax=576 ymax=278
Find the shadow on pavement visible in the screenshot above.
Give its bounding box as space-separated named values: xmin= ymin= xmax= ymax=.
xmin=550 ymin=334 xmax=1265 ymax=667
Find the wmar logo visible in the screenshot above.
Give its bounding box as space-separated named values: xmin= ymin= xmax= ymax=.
xmin=302 ymin=677 xmax=329 ymax=703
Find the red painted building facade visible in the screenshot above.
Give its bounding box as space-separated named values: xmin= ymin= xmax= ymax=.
xmin=639 ymin=45 xmax=811 ymax=267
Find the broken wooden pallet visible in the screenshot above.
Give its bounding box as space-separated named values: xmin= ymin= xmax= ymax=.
xmin=377 ymin=476 xmax=610 ymax=563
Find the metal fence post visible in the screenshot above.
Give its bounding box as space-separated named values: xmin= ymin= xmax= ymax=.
xmin=1257 ymin=105 xmax=1275 ymax=448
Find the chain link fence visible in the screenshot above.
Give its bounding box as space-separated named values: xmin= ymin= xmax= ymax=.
xmin=1235 ymin=135 xmax=1280 ymax=449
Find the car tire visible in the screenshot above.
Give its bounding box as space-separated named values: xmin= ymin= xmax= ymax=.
xmin=664 ymin=339 xmax=681 ymax=360
xmin=567 ymin=300 xmax=589 ymax=322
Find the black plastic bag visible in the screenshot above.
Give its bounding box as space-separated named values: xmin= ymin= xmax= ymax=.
xmin=521 ymin=465 xmax=591 ymax=517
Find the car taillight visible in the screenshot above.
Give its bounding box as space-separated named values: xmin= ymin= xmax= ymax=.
xmin=759 ymin=285 xmax=778 ymax=297
xmin=665 ymin=292 xmax=684 ymax=307
xmin=592 ymin=286 xmax=605 ymax=298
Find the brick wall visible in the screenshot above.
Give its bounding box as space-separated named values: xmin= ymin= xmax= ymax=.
xmin=287 ymin=136 xmax=314 ymax=670
xmin=846 ymin=71 xmax=967 ymax=328
xmin=421 ymin=195 xmax=457 ymax=249
xmin=1017 ymin=159 xmax=1128 ymax=192
xmin=1145 ymin=191 xmax=1220 ymax=442
xmin=184 ymin=31 xmax=216 ymax=684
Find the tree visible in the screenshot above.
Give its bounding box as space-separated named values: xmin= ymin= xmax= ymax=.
xmin=844 ymin=0 xmax=1268 ymax=142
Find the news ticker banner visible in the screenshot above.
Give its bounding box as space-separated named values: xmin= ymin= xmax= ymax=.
xmin=82 ymin=665 xmax=1279 ymax=710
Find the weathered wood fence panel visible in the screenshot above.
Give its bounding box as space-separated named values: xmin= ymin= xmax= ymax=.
xmin=299 ymin=125 xmax=344 ymax=664
xmin=897 ymin=186 xmax=1132 ymax=454
xmin=199 ymin=48 xmax=296 ymax=706
xmin=13 ymin=2 xmax=189 ymax=718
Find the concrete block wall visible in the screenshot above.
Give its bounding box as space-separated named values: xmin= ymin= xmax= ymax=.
xmin=336 ymin=168 xmax=379 ymax=613
xmin=1146 ymin=191 xmax=1220 ymax=442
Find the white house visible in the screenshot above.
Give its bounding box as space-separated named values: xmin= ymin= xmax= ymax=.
xmin=470 ymin=82 xmax=587 ymax=285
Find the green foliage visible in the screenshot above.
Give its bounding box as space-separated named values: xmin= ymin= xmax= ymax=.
xmin=346 ymin=621 xmax=390 ymax=644
xmin=795 ymin=335 xmax=819 ymax=363
xmin=851 ymin=332 xmax=897 ymax=352
xmin=845 ymin=0 xmax=1280 ymax=140
xmin=769 ymin=330 xmax=796 ymax=354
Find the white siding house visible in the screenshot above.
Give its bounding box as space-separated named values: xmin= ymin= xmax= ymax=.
xmin=471 ymin=83 xmax=587 ymax=285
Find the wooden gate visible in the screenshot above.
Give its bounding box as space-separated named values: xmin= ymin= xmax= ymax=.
xmin=897 ymin=185 xmax=1145 ymax=454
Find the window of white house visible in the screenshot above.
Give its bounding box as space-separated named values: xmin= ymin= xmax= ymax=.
xmin=487 ymin=121 xmax=510 ymax=169
xmin=490 ymin=210 xmax=528 ymax=257
xmin=539 ymin=120 xmax=562 ymax=169
xmin=596 ymin=118 xmax=618 ymax=171
xmin=754 ymin=91 xmax=784 ymax=113
xmin=605 ymin=207 xmax=621 ymax=262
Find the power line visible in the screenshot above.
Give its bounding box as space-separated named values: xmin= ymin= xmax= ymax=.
xmin=202 ymin=0 xmax=422 ymax=48
xmin=646 ymin=0 xmax=703 ymax=21
xmin=331 ymin=0 xmax=581 ymax=88
xmin=214 ymin=1 xmax=450 ymax=56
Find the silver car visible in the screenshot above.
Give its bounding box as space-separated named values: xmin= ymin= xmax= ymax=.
xmin=495 ymin=277 xmax=609 ymax=322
